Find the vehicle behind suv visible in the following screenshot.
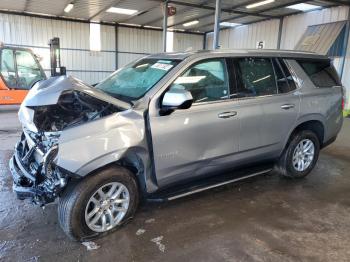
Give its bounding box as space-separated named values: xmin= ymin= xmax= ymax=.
xmin=9 ymin=50 xmax=343 ymax=240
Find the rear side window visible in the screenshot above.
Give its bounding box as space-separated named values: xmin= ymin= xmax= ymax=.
xmin=235 ymin=57 xmax=277 ymax=97
xmin=297 ymin=59 xmax=341 ymax=88
xmin=272 ymin=59 xmax=296 ymax=93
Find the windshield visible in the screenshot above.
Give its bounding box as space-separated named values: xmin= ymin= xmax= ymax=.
xmin=95 ymin=58 xmax=179 ymax=101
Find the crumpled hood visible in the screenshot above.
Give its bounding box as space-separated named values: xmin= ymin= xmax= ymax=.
xmin=19 ymin=76 xmax=130 ymax=133
xmin=22 ymin=75 xmax=131 ymax=109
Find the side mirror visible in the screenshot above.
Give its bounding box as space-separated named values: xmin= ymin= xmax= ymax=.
xmin=162 ymin=88 xmax=193 ymax=112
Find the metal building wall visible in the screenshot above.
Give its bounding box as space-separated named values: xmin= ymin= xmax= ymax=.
xmin=206 ymin=19 xmax=280 ymax=50
xmin=117 ymin=27 xmax=204 ymax=67
xmin=0 ymin=13 xmax=116 ymax=84
xmin=173 ymin=33 xmax=204 ymax=52
xmin=0 ymin=13 xmax=205 ymax=83
xmin=117 ymin=27 xmax=162 ymax=68
xmin=280 ymin=6 xmax=349 ymax=50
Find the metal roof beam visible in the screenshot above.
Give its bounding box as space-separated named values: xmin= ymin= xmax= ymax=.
xmin=196 ymin=0 xmax=310 ymax=32
xmin=321 ymin=0 xmax=350 ymax=6
xmin=24 ymin=0 xmax=30 ymax=12
xmin=88 ymin=0 xmax=122 ymax=21
xmin=168 ymin=1 xmax=276 ymax=19
xmin=145 ymin=0 xmax=262 ymax=27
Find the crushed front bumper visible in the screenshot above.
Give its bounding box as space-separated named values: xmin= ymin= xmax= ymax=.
xmin=9 ymin=141 xmax=45 ymax=201
xmin=9 ymin=134 xmax=65 ymax=205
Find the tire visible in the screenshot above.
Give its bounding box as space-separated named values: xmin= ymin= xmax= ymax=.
xmin=58 ymin=166 xmax=139 ymax=241
xmin=275 ymin=130 xmax=320 ymax=178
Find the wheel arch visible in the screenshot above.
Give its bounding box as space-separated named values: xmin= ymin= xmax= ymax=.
xmin=73 ymin=147 xmax=154 ymax=197
xmin=285 ymin=116 xmax=326 ymax=150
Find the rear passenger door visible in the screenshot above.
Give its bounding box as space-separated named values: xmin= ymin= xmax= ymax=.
xmin=231 ymin=57 xmax=300 ymax=159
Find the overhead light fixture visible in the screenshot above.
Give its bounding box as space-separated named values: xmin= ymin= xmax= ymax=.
xmin=64 ymin=3 xmax=74 ymax=13
xmin=246 ymin=0 xmax=274 ymax=9
xmin=144 ymin=25 xmax=162 ymax=29
xmin=220 ymin=22 xmax=241 ymax=27
xmin=287 ymin=3 xmax=321 ymax=11
xmin=106 ymin=7 xmax=138 ymax=15
xmin=183 ymin=20 xmax=199 ymax=27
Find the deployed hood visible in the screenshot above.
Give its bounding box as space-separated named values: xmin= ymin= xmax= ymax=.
xmin=19 ymin=76 xmax=130 ymax=132
xmin=23 ymin=75 xmax=131 ymax=109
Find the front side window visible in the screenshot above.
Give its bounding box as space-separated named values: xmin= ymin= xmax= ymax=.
xmin=16 ymin=50 xmax=45 ymax=89
xmin=96 ymin=58 xmax=179 ymax=101
xmin=169 ymin=59 xmax=229 ymax=103
xmin=297 ymin=59 xmax=341 ymax=88
xmin=0 ymin=49 xmax=16 ymax=88
xmin=235 ymin=57 xmax=277 ymax=97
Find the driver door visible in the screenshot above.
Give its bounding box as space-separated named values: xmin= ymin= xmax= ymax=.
xmin=149 ymin=58 xmax=240 ymax=187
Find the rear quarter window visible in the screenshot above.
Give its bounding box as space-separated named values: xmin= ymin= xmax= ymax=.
xmin=297 ymin=59 xmax=341 ymax=88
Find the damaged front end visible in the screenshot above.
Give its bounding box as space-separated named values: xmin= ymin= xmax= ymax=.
xmin=9 ymin=76 xmax=129 ymax=206
xmin=10 ymin=131 xmax=65 ymax=205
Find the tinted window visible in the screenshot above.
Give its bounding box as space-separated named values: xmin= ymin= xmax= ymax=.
xmin=96 ymin=58 xmax=179 ymax=101
xmin=279 ymin=59 xmax=296 ymax=92
xmin=272 ymin=59 xmax=296 ymax=93
xmin=235 ymin=57 xmax=277 ymax=97
xmin=16 ymin=50 xmax=45 ymax=89
xmin=169 ymin=59 xmax=229 ymax=103
xmin=1 ymin=49 xmax=17 ymax=88
xmin=297 ymin=59 xmax=341 ymax=88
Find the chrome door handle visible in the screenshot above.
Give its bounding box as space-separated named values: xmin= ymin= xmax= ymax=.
xmin=281 ymin=104 xmax=295 ymax=110
xmin=218 ymin=111 xmax=237 ymax=119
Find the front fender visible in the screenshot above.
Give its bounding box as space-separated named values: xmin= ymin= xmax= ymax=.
xmin=55 ymin=109 xmax=146 ymax=176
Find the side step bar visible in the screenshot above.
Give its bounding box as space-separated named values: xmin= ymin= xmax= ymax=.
xmin=147 ymin=167 xmax=273 ymax=202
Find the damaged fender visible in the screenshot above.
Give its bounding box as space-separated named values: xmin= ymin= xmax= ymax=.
xmin=56 ymin=109 xmax=147 ymax=177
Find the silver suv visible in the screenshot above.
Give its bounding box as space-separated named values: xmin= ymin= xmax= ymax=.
xmin=9 ymin=50 xmax=344 ymax=240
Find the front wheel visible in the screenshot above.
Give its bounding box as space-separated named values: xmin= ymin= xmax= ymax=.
xmin=58 ymin=166 xmax=139 ymax=241
xmin=275 ymin=130 xmax=320 ymax=178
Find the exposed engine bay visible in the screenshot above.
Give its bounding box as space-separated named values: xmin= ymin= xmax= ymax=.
xmin=32 ymin=90 xmax=120 ymax=132
xmin=10 ymin=86 xmax=122 ymax=205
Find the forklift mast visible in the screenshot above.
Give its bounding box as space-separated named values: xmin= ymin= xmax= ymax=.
xmin=49 ymin=37 xmax=66 ymax=77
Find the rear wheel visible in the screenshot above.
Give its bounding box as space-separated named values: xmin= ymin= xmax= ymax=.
xmin=275 ymin=130 xmax=320 ymax=178
xmin=58 ymin=166 xmax=139 ymax=241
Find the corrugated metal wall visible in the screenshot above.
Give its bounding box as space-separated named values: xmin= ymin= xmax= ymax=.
xmin=206 ymin=19 xmax=280 ymax=50
xmin=280 ymin=6 xmax=349 ymax=50
xmin=118 ymin=27 xmax=204 ymax=67
xmin=0 ymin=13 xmax=116 ymax=84
xmin=0 ymin=13 xmax=204 ymax=84
xmin=174 ymin=33 xmax=203 ymax=52
xmin=117 ymin=27 xmax=162 ymax=68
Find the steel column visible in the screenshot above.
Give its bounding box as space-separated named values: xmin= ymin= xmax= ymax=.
xmin=213 ymin=0 xmax=221 ymax=50
xmin=340 ymin=10 xmax=350 ymax=79
xmin=115 ymin=25 xmax=118 ymax=70
xmin=277 ymin=17 xmax=284 ymax=49
xmin=162 ymin=1 xmax=168 ymax=52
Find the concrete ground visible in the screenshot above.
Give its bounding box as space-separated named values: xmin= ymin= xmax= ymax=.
xmin=1 ymin=105 xmax=350 ymax=262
